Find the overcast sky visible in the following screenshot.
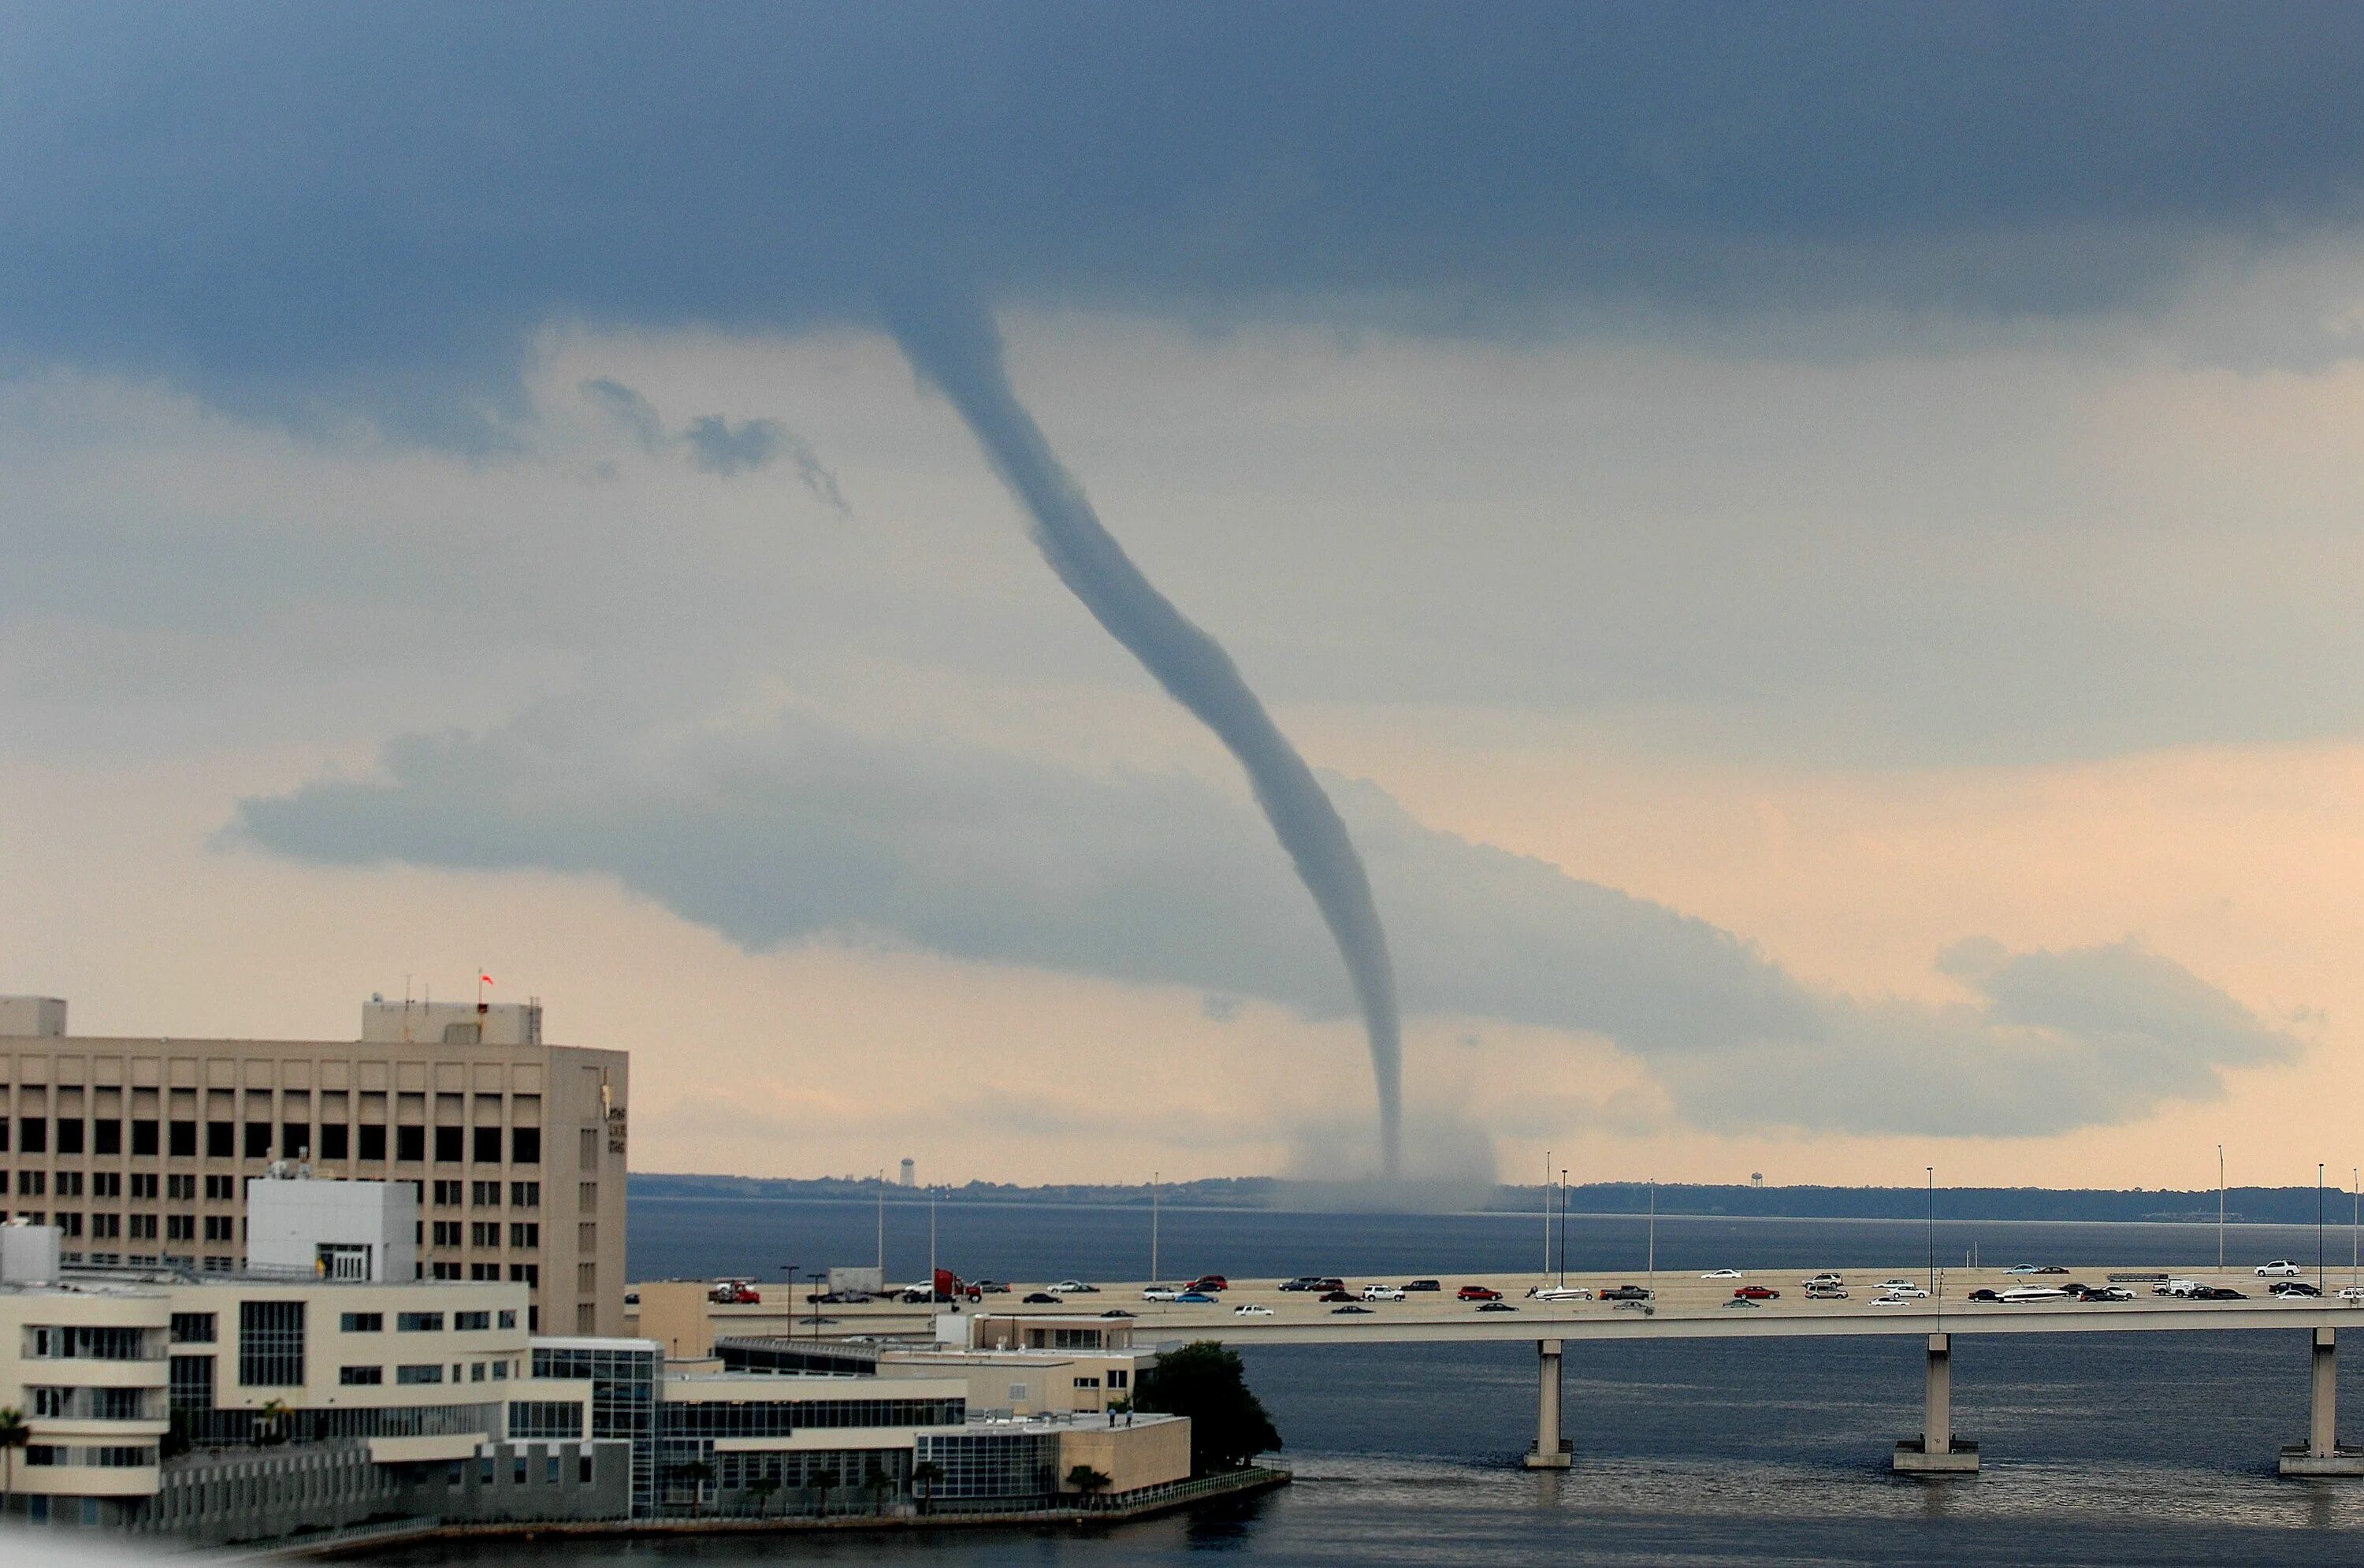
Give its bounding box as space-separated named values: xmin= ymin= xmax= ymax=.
xmin=7 ymin=2 xmax=2364 ymax=1187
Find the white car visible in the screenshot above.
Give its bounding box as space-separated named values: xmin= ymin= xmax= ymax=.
xmin=1998 ymin=1285 xmax=2072 ymax=1303
xmin=1870 ymin=1293 xmax=1916 ymax=1306
xmin=1801 ymin=1273 xmax=1844 ymax=1287
xmin=1804 ymin=1284 xmax=1848 ymax=1300
xmin=1878 ymin=1279 xmax=1917 ymax=1290
xmin=1879 ymin=1284 xmax=1930 ymax=1299
xmin=1046 ymin=1280 xmax=1098 ymax=1294
xmin=1232 ymin=1302 xmax=1273 ymax=1317
xmin=2257 ymin=1260 xmax=2305 ymax=1278
xmin=1141 ymin=1285 xmax=1184 ymax=1302
xmin=2339 ymin=1286 xmax=2364 ymax=1302
xmin=1527 ymin=1286 xmax=1593 ymax=1302
xmin=1700 ymin=1269 xmax=1743 ymax=1280
xmin=2154 ymin=1278 xmax=2205 ymax=1297
xmin=1362 ymin=1284 xmax=1406 ymax=1301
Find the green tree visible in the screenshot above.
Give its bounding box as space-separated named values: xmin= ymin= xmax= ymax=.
xmin=0 ymin=1406 xmax=28 ymax=1516
xmin=1132 ymin=1341 xmax=1280 ymax=1476
xmin=1065 ymin=1463 xmax=1111 ymax=1503
xmin=911 ymin=1459 xmax=943 ymax=1516
xmin=748 ymin=1475 xmax=779 ymax=1517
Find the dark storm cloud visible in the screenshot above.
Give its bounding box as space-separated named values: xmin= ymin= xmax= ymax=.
xmin=582 ymin=377 xmax=849 ymax=507
xmin=6 ymin=2 xmax=2364 ymax=439
xmin=229 ymin=708 xmax=2296 ymax=1136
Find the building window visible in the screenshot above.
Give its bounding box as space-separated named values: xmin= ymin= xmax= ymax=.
xmin=511 ymin=1181 xmax=540 ymax=1209
xmin=281 ymin=1123 xmax=311 ymax=1160
xmin=433 ymin=1221 xmax=462 ymax=1247
xmin=396 ymin=1126 xmax=426 ymax=1162
xmin=93 ymin=1172 xmax=122 ymax=1200
xmin=132 ymin=1173 xmax=160 ymax=1201
xmin=341 ymin=1312 xmax=384 ymax=1332
xmin=17 ymin=1171 xmax=43 ymax=1197
xmin=238 ymin=1300 xmax=305 ymax=1387
xmin=579 ymin=1222 xmax=597 ymax=1251
xmin=434 ymin=1126 xmax=463 ymax=1163
xmin=203 ymin=1216 xmax=233 ymax=1242
xmin=359 ymin=1124 xmax=387 ymax=1161
xmin=433 ymin=1261 xmax=463 ymax=1280
xmin=509 ymin=1263 xmax=539 ymax=1288
xmin=55 ymin=1172 xmax=83 ymax=1198
xmin=56 ymin=1120 xmax=84 ymax=1156
xmin=169 ymin=1312 xmax=217 ymax=1344
xmin=319 ymin=1124 xmax=350 ymax=1160
xmin=132 ymin=1120 xmax=159 ymax=1157
xmin=434 ymin=1180 xmax=464 ymax=1207
xmin=397 ymin=1312 xmax=445 ymax=1332
xmin=18 ymin=1118 xmax=46 ymax=1154
xmin=470 ymin=1262 xmax=500 ymax=1281
xmin=470 ymin=1362 xmax=486 ymax=1382
xmin=340 ymin=1365 xmax=384 ymax=1386
xmin=472 ymin=1126 xmax=502 ymax=1164
xmin=243 ymin=1122 xmax=271 ymax=1159
xmin=1107 ymin=1369 xmax=1128 ymax=1389
xmin=58 ymin=1213 xmax=82 ymax=1238
xmin=579 ymin=1128 xmax=599 ymax=1165
xmin=575 ymin=1302 xmax=597 ymax=1333
xmin=167 ymin=1173 xmax=195 ymax=1199
xmin=498 ymin=1309 xmax=517 ymax=1329
xmin=470 ymin=1221 xmax=500 ymax=1247
xmin=169 ymin=1353 xmax=214 ymax=1414
xmin=472 ymin=1181 xmax=502 ymax=1208
xmin=578 ymin=1181 xmax=597 ymax=1213
xmin=455 ymin=1310 xmax=490 ymax=1332
xmin=511 ymin=1223 xmax=539 ymax=1249
xmin=162 ymin=1215 xmax=190 ymax=1241
xmin=205 ymin=1174 xmax=235 ymax=1200
xmin=94 ymin=1120 xmax=122 ymax=1157
xmin=396 ymin=1364 xmax=444 ymax=1384
xmin=132 ymin=1215 xmax=160 ymax=1241
xmin=91 ymin=1213 xmax=121 ymax=1239
xmin=576 ymin=1261 xmax=596 ymax=1293
xmin=205 ymin=1121 xmax=233 ymax=1157
xmin=169 ymin=1120 xmax=196 ymax=1156
xmin=513 ymin=1128 xmax=541 ymax=1165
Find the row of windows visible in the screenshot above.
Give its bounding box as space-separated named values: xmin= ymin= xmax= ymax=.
xmin=429 ymin=1180 xmax=541 ymax=1208
xmin=337 ymin=1360 xmax=517 ymax=1386
xmin=2 ymin=1118 xmax=544 ymax=1165
xmin=0 ymin=1170 xmax=547 ymax=1208
xmin=23 ymin=1444 xmax=156 ymax=1469
xmin=28 ymin=1385 xmax=153 ymax=1420
xmin=24 ymin=1325 xmax=152 ymax=1361
xmin=660 ymin=1397 xmax=968 ymax=1436
xmin=426 ymin=1261 xmax=542 ymax=1287
xmin=0 ymin=1209 xmax=555 ymax=1250
xmin=428 ymin=1221 xmax=542 ymax=1248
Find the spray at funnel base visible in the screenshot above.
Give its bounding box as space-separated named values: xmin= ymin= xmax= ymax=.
xmin=886 ymin=292 xmax=1403 ymax=1177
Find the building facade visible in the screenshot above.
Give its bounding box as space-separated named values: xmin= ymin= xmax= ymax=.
xmin=0 ymin=994 xmax=628 ymax=1335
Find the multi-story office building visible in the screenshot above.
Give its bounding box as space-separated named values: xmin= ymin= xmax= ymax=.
xmin=0 ymin=994 xmax=629 ymax=1335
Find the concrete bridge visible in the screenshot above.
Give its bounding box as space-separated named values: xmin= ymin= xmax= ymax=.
xmin=662 ymin=1261 xmax=2364 ymax=1480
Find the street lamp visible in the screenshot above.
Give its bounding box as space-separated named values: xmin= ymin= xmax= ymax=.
xmin=1646 ymin=1179 xmax=1656 ymax=1286
xmin=2318 ymin=1163 xmax=2327 ymax=1296
xmin=1558 ymin=1169 xmax=1569 ymax=1288
xmin=1927 ymin=1167 xmax=1936 ymax=1298
xmin=1151 ymin=1171 xmax=1161 ymax=1284
xmin=2217 ymin=1144 xmax=2226 ymax=1272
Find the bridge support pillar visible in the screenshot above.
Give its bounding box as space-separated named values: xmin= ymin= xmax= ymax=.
xmin=1523 ymin=1338 xmax=1572 ymax=1469
xmin=2280 ymin=1326 xmax=2364 ymax=1475
xmin=1893 ymin=1332 xmax=1977 ymax=1474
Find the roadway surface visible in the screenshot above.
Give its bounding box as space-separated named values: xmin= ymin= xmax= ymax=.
xmin=640 ymin=1264 xmax=2364 ymax=1346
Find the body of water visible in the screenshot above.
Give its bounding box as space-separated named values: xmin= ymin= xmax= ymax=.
xmin=377 ymin=1198 xmax=2364 ymax=1565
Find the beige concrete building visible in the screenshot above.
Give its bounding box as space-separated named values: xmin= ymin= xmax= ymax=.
xmin=0 ymin=995 xmax=629 ymax=1335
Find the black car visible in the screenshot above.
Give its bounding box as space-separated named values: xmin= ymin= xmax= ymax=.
xmin=1477 ymin=1300 xmax=1518 ymax=1313
xmin=2271 ymin=1280 xmax=2323 ymax=1297
xmin=1599 ymin=1285 xmax=1654 ymax=1302
xmin=1403 ymin=1279 xmax=1441 ymax=1291
xmin=1099 ymin=1308 xmax=1136 ymax=1317
xmin=2196 ymin=1286 xmax=2247 ymax=1300
xmin=1023 ymin=1292 xmax=1061 ymax=1304
xmin=1319 ymin=1288 xmax=1356 ymax=1302
xmin=1333 ymin=1303 xmax=1373 ymax=1314
xmin=1967 ymin=1288 xmax=2002 ymax=1302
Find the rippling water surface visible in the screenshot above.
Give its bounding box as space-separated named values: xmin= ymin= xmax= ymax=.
xmin=374 ymin=1197 xmax=2364 ymax=1566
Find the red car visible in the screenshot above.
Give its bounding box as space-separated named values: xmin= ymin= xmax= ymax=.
xmin=1457 ymin=1284 xmax=1504 ymax=1302
xmin=1732 ymin=1285 xmax=1780 ymax=1300
xmin=1188 ymin=1276 xmax=1229 ymax=1292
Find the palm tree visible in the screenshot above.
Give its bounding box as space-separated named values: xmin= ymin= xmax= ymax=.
xmin=812 ymin=1470 xmax=835 ymax=1520
xmin=911 ymin=1459 xmax=943 ymax=1517
xmin=0 ymin=1406 xmax=28 ymax=1518
xmin=1066 ymin=1464 xmax=1112 ymax=1507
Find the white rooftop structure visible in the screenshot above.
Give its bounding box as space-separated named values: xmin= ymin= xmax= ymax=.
xmin=246 ymin=1173 xmax=419 ymax=1281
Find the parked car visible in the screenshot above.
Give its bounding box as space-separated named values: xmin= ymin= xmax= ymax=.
xmin=2257 ymin=1260 xmax=2306 ymax=1278
xmin=1176 ymin=1291 xmax=1218 ymax=1304
xmin=1333 ymin=1303 xmax=1373 ymax=1314
xmin=1967 ymin=1288 xmax=2002 ymax=1302
xmin=1233 ymin=1302 xmax=1274 ymax=1317
xmin=1047 ymin=1280 xmax=1098 ymax=1294
xmin=1477 ymin=1300 xmax=1518 ymax=1313
xmin=1600 ymin=1285 xmax=1655 ymax=1302
xmin=1023 ymin=1291 xmax=1061 ymax=1304
xmin=1998 ymin=1285 xmax=2071 ymax=1303
xmin=2270 ymin=1280 xmax=2322 ymax=1297
xmin=1403 ymin=1278 xmax=1442 ymax=1292
xmin=1362 ymin=1284 xmax=1407 ymax=1301
xmin=1701 ymin=1269 xmax=1743 ymax=1280
xmin=1319 ymin=1289 xmax=1357 ymax=1302
xmin=1527 ymin=1286 xmax=1593 ymax=1302
xmin=1458 ymin=1285 xmax=1504 ymax=1301
xmin=1733 ymin=1285 xmax=1780 ymax=1300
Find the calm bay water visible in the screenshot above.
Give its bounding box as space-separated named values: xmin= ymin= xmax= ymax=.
xmin=377 ymin=1197 xmax=2364 ymax=1565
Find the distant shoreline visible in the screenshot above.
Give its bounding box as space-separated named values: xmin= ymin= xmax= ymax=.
xmin=634 ymin=1172 xmax=2353 ymax=1228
